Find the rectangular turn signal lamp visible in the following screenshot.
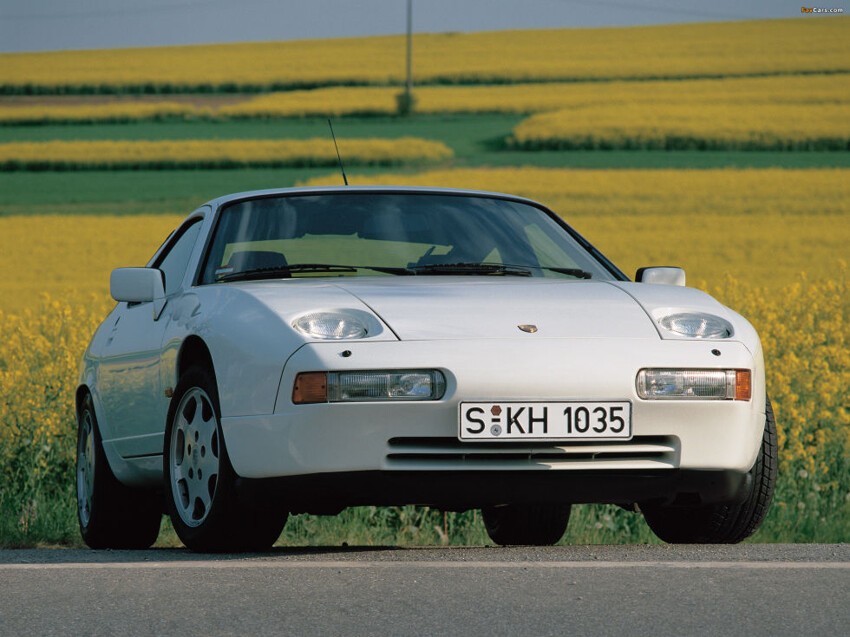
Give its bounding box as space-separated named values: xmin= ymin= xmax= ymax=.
xmin=735 ymin=369 xmax=752 ymax=401
xmin=637 ymin=369 xmax=752 ymax=401
xmin=292 ymin=372 xmax=328 ymax=405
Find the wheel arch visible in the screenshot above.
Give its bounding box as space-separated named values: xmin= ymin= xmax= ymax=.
xmin=74 ymin=382 xmax=144 ymax=488
xmin=177 ymin=335 xmax=215 ymax=379
xmin=75 ymin=383 xmax=108 ymax=440
xmin=75 ymin=384 xmax=92 ymax=418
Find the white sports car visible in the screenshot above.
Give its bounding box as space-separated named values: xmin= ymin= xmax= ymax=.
xmin=76 ymin=186 xmax=776 ymax=551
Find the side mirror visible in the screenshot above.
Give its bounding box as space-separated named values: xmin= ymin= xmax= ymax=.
xmin=635 ymin=266 xmax=686 ymax=286
xmin=110 ymin=268 xmax=166 ymax=319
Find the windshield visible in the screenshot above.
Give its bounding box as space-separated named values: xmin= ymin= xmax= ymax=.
xmin=198 ymin=192 xmax=618 ymax=284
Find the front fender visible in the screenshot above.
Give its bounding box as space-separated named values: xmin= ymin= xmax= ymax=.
xmin=161 ymin=287 xmax=298 ymax=419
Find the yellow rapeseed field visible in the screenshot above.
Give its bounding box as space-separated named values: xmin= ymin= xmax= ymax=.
xmin=220 ymin=73 xmax=850 ymax=119
xmin=0 ymin=101 xmax=202 ymax=124
xmin=0 ymin=138 xmax=453 ymax=170
xmin=0 ymin=215 xmax=181 ymax=311
xmin=1 ymin=19 xmax=847 ymax=92
xmin=718 ymin=276 xmax=850 ymax=475
xmin=0 ymin=301 xmax=108 ymax=495
xmin=510 ymin=102 xmax=850 ymax=150
xmin=302 ymin=166 xmax=850 ymax=218
xmin=4 ymin=73 xmax=849 ymax=123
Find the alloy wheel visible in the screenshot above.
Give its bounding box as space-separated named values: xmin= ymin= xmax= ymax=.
xmin=169 ymin=387 xmax=221 ymax=528
xmin=76 ymin=411 xmax=95 ymax=528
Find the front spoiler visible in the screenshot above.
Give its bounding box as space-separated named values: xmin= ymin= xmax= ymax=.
xmin=235 ymin=468 xmax=753 ymax=515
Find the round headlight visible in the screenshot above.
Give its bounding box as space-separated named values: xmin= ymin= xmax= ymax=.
xmin=293 ymin=312 xmax=368 ymax=339
xmin=659 ymin=313 xmax=733 ymax=339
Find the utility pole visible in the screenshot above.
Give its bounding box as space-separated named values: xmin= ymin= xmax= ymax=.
xmin=400 ymin=0 xmax=414 ymax=115
xmin=406 ymin=0 xmax=413 ymax=100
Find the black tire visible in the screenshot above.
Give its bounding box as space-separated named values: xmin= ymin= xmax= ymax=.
xmin=76 ymin=393 xmax=162 ymax=549
xmin=642 ymin=396 xmax=778 ymax=544
xmin=482 ymin=503 xmax=571 ymax=546
xmin=164 ymin=366 xmax=287 ymax=552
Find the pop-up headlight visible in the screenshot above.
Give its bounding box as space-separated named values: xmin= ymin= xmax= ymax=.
xmin=658 ymin=313 xmax=733 ymax=339
xmin=292 ymin=312 xmax=368 ymax=340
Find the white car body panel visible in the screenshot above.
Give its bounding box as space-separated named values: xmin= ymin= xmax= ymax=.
xmin=323 ymin=278 xmax=658 ymax=340
xmin=77 ymin=186 xmax=768 ymax=510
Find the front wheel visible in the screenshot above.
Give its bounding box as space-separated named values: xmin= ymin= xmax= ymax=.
xmin=164 ymin=367 xmax=287 ymax=552
xmin=482 ymin=503 xmax=571 ymax=546
xmin=642 ymin=396 xmax=778 ymax=544
xmin=76 ymin=393 xmax=162 ymax=549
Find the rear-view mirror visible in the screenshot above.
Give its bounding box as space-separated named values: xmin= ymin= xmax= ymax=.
xmin=635 ymin=266 xmax=686 ymax=286
xmin=110 ymin=267 xmax=165 ymax=303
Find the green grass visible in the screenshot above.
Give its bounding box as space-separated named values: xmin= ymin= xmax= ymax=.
xmin=0 ymin=168 xmax=361 ymax=216
xmin=3 ymin=114 xmax=848 ymax=161
xmin=0 ymin=114 xmax=519 ymax=151
xmin=0 ymin=486 xmax=79 ymax=548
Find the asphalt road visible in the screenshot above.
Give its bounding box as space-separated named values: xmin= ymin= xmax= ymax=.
xmin=1 ymin=544 xmax=848 ymax=637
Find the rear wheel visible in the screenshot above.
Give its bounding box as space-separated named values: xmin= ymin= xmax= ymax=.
xmin=482 ymin=503 xmax=571 ymax=546
xmin=642 ymin=396 xmax=778 ymax=544
xmin=164 ymin=367 xmax=287 ymax=552
xmin=76 ymin=393 xmax=162 ymax=549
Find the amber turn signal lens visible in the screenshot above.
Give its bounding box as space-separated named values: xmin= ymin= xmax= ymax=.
xmin=293 ymin=372 xmax=328 ymax=404
xmin=636 ymin=368 xmax=753 ymax=400
xmin=735 ymin=370 xmax=752 ymax=401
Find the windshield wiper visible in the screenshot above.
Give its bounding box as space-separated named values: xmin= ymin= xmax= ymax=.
xmin=408 ymin=262 xmax=593 ymax=278
xmin=217 ymin=262 xmax=591 ymax=282
xmin=287 ymin=263 xmax=412 ymax=275
xmin=217 ymin=263 xmax=411 ymax=282
xmin=217 ymin=266 xmax=293 ymax=282
xmin=490 ymin=263 xmax=592 ymax=279
xmin=409 ymin=262 xmax=532 ymax=277
xmin=537 ymin=266 xmax=593 ymax=279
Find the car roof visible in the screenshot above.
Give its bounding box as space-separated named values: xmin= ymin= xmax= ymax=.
xmin=202 ymin=185 xmax=546 ymax=211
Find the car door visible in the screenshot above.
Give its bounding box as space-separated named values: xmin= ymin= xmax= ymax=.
xmin=97 ymin=218 xmax=203 ymax=458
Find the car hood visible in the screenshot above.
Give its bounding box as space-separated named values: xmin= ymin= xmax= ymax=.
xmin=327 ymin=278 xmax=659 ymax=340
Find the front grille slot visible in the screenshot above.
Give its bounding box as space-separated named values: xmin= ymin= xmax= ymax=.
xmin=386 ymin=436 xmax=679 ymax=469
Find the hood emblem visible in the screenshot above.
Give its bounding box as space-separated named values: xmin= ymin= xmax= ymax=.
xmin=518 ymin=324 xmax=538 ymax=333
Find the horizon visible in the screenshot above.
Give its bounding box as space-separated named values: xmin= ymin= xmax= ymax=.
xmin=0 ymin=16 xmax=808 ymax=56
xmin=0 ymin=0 xmax=827 ymax=53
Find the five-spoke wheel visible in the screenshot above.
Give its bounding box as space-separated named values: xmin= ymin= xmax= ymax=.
xmin=169 ymin=386 xmax=221 ymax=528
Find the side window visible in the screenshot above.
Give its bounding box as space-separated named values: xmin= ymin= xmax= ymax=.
xmin=155 ymin=220 xmax=203 ymax=295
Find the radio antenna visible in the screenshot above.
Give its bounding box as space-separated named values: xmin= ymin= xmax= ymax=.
xmin=327 ymin=118 xmax=348 ymax=186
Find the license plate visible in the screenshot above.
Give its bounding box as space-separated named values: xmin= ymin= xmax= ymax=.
xmin=459 ymin=401 xmax=632 ymax=441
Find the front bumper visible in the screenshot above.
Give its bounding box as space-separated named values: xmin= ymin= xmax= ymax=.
xmin=221 ymin=338 xmax=765 ymax=503
xmin=235 ymin=468 xmax=753 ymax=514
